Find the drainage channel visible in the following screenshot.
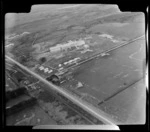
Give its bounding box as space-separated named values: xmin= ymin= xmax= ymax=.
xmin=98 ymin=77 xmax=144 ymax=106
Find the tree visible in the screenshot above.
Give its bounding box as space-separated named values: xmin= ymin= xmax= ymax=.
xmin=39 ymin=57 xmax=47 ymax=64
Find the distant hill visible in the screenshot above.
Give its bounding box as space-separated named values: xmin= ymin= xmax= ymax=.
xmin=5 ymin=4 xmax=144 ymax=68
xmin=5 ymin=4 xmax=120 ymax=34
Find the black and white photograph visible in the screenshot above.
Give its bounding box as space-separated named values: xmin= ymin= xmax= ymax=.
xmin=4 ymin=4 xmax=147 ymax=129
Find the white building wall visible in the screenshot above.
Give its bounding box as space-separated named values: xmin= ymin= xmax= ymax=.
xmin=49 ymin=39 xmax=85 ymax=53
xmin=50 ymin=46 xmax=61 ymax=52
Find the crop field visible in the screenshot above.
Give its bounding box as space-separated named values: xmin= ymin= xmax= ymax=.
xmin=88 ymin=21 xmax=145 ymax=40
xmin=5 ymin=4 xmax=146 ymax=125
xmin=6 ymin=104 xmax=57 ymax=125
xmin=6 ymin=87 xmax=94 ymax=125
xmin=72 ymin=39 xmax=145 ymax=99
xmin=65 ymin=38 xmax=146 ymax=123
xmin=98 ymin=79 xmax=146 ymax=124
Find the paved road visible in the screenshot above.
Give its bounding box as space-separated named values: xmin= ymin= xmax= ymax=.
xmin=5 ymin=55 xmax=116 ymax=125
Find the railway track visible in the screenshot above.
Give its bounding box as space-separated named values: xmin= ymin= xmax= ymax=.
xmin=55 ymin=90 xmax=104 ymax=124
xmin=36 ymin=34 xmax=145 ymax=76
xmin=25 ymin=89 xmax=94 ymax=125
xmin=26 ymin=79 xmax=104 ymax=124
xmin=33 ymin=88 xmax=97 ymax=125
xmin=66 ymin=34 xmax=145 ymax=71
xmin=5 ymin=34 xmax=145 ymax=125
xmin=5 ymin=71 xmax=94 ymax=124
xmin=5 ymin=55 xmax=115 ymax=125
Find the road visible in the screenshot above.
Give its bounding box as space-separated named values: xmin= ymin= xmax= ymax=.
xmin=5 ymin=55 xmax=116 ymax=125
xmin=5 ymin=34 xmax=145 ymax=125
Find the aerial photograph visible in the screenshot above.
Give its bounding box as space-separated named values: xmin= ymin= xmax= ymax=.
xmin=5 ymin=4 xmax=146 ymax=127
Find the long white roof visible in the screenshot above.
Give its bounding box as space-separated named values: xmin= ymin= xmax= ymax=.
xmin=50 ymin=39 xmax=85 ymax=52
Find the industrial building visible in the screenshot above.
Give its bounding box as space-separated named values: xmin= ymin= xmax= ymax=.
xmin=49 ymin=39 xmax=86 ymax=53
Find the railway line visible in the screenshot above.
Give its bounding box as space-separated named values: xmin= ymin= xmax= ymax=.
xmin=35 ymin=34 xmax=145 ymax=85
xmin=66 ymin=34 xmax=145 ymax=71
xmin=42 ymin=91 xmax=99 ymax=124
xmin=21 ymin=76 xmax=100 ymax=124
xmin=38 ymin=34 xmax=145 ymax=82
xmin=6 ymin=68 xmax=94 ymax=125
xmin=26 ymin=89 xmax=95 ymax=125
xmin=5 ymin=34 xmax=145 ymax=125
xmin=5 ymin=55 xmax=115 ymax=125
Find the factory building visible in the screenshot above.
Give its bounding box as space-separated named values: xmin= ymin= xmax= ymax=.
xmin=49 ymin=46 xmax=62 ymax=53
xmin=49 ymin=39 xmax=86 ymax=53
xmin=63 ymin=57 xmax=81 ymax=65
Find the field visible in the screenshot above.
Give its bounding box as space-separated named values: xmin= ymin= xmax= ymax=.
xmin=98 ymin=79 xmax=146 ymax=124
xmin=88 ymin=21 xmax=145 ymax=39
xmin=5 ymin=76 xmax=18 ymax=91
xmin=73 ymin=39 xmax=145 ymax=96
xmin=6 ymin=104 xmax=57 ymax=125
xmin=5 ymin=4 xmax=146 ymax=125
xmin=67 ymin=38 xmax=146 ymax=123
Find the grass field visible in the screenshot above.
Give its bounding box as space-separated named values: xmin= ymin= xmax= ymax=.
xmin=5 ymin=4 xmax=145 ymax=68
xmin=88 ymin=21 xmax=145 ymax=40
xmin=6 ymin=105 xmax=57 ymax=125
xmin=98 ymin=79 xmax=146 ymax=124
xmin=5 ymin=4 xmax=146 ymax=125
xmin=63 ymin=38 xmax=146 ymax=123
xmin=72 ymin=39 xmax=145 ymax=100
